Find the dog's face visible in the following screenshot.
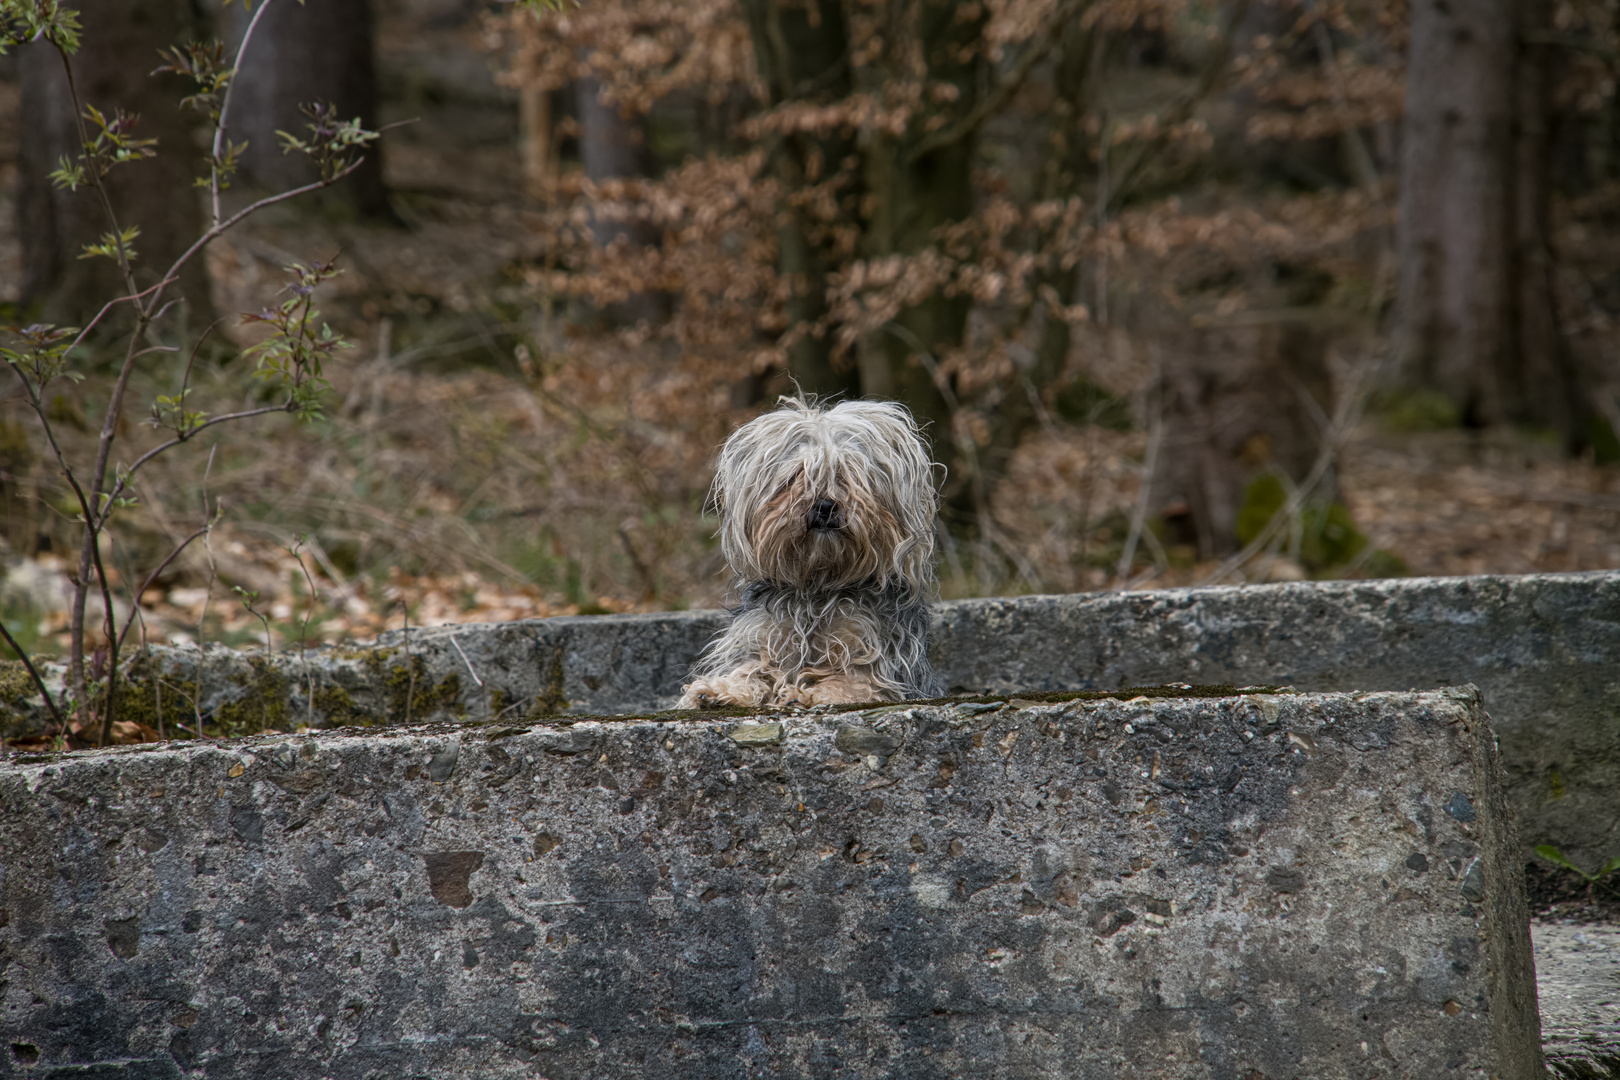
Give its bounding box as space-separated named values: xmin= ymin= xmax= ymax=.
xmin=712 ymin=398 xmax=937 ymax=593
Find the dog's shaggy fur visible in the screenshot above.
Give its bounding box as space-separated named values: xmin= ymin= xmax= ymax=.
xmin=678 ymin=397 xmax=944 ymax=709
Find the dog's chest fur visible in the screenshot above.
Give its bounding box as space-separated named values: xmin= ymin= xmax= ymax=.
xmin=720 ymin=581 xmax=935 ymax=690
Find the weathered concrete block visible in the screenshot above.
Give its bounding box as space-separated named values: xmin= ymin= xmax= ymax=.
xmin=0 ymin=688 xmax=1541 ymax=1078
xmin=4 ymin=571 xmax=1616 ymax=868
xmin=931 ymin=571 xmax=1620 ymax=870
xmin=5 ymin=571 xmax=1612 ymax=866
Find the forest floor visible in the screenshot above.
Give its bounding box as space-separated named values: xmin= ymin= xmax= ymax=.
xmin=1 ymin=6 xmax=1619 ymax=662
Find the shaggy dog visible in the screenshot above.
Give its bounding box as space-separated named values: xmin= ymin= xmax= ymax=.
xmin=678 ymin=397 xmax=944 ymax=709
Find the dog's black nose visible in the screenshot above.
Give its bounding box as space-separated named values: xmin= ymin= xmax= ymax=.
xmin=808 ymin=498 xmax=843 ymax=531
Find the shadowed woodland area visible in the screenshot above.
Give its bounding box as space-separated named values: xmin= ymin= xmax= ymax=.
xmin=2 ymin=0 xmax=1620 ymax=745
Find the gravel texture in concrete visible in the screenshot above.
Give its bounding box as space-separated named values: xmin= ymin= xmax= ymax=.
xmin=0 ymin=688 xmax=1541 ymax=1078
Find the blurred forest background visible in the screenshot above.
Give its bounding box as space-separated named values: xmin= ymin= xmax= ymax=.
xmin=3 ymin=0 xmax=1620 ymax=661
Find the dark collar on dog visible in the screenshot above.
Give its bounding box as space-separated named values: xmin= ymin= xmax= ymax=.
xmin=740 ymin=578 xmax=918 ymax=608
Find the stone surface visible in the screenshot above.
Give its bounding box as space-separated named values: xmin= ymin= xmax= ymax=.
xmin=932 ymin=572 xmax=1620 ymax=871
xmin=6 ymin=570 xmax=1613 ymax=865
xmin=1532 ymin=920 xmax=1620 ymax=1075
xmin=2 ymin=570 xmax=1617 ymax=867
xmin=0 ymin=688 xmax=1542 ymax=1078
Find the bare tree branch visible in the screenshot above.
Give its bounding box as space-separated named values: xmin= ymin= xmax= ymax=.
xmin=66 ymin=278 xmax=175 ymax=354
xmin=212 ymin=0 xmax=282 ymax=226
xmin=103 ymin=404 xmax=294 ymax=512
xmin=1116 ymin=389 xmax=1164 ymax=584
xmin=1103 ymin=0 xmax=1251 ymax=213
xmin=1197 ymin=352 xmax=1378 ymax=587
xmin=114 ymin=524 xmax=211 ymax=656
xmin=906 ymin=0 xmax=1091 ymax=164
xmin=158 ymin=158 xmax=365 ymax=300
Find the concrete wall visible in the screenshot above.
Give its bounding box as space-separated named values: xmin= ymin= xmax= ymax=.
xmin=0 ymin=689 xmax=1542 ymax=1079
xmin=931 ymin=572 xmax=1620 ymax=869
xmin=3 ymin=571 xmax=1616 ymax=863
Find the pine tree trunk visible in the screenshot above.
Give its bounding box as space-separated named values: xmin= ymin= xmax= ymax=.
xmin=1396 ymin=0 xmax=1579 ymax=440
xmin=224 ymin=0 xmax=391 ymax=219
xmin=17 ymin=0 xmax=214 ymax=328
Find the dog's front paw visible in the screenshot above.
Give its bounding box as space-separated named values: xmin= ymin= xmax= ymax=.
xmin=679 ymin=667 xmax=778 ymax=710
xmin=678 ymin=671 xmax=774 ymax=710
xmin=775 ymin=669 xmax=883 ymax=707
xmin=677 ymin=679 xmax=733 ymax=710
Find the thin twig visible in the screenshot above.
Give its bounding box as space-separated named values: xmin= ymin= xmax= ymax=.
xmin=165 ymin=316 xmax=233 ymax=438
xmin=50 ymin=34 xmax=150 ymax=723
xmin=1309 ymin=19 xmax=1382 ymax=199
xmin=159 ymin=160 xmax=365 ymax=293
xmin=54 ymin=47 xmax=139 ymax=296
xmin=450 ymin=633 xmax=483 ymax=688
xmin=1197 ymin=355 xmax=1377 ymax=586
xmin=83 ymin=333 xmax=152 ymax=741
xmin=114 ymin=524 xmax=210 ymax=656
xmin=0 ymin=619 xmax=65 ymax=731
xmin=1116 ymin=386 xmax=1164 ymax=584
xmin=400 ymin=601 xmax=416 ymax=725
xmin=289 ymin=541 xmax=321 ymax=730
xmin=883 ymin=321 xmax=988 ymax=523
xmin=194 ymin=447 xmax=219 ymax=740
xmin=86 ymin=504 xmax=124 ymax=747
xmin=617 ymin=526 xmax=657 ymax=599
xmin=905 ymin=0 xmax=1091 ymax=164
xmin=1101 ymin=0 xmax=1251 ymax=215
xmin=212 ymin=0 xmax=281 ymax=226
xmin=104 ymin=404 xmax=293 ymax=509
xmin=66 ymin=278 xmax=175 ymax=353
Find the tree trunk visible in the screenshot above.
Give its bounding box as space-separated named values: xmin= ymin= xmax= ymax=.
xmin=577 ymin=73 xmax=668 ymax=325
xmin=17 ymin=0 xmax=214 ymax=328
xmin=1509 ymin=2 xmax=1582 ymax=444
xmin=1155 ymin=320 xmax=1338 ymax=560
xmin=864 ymin=0 xmax=985 ymax=522
xmin=224 ymin=0 xmax=391 ymax=219
xmin=738 ymin=0 xmax=861 ymax=399
xmin=972 ymin=16 xmax=1101 ymax=491
xmin=1396 ymin=0 xmax=1579 ymax=440
xmin=519 ymin=84 xmax=557 ymax=194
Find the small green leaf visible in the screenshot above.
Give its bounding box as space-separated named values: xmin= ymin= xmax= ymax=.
xmin=1534 ymin=845 xmax=1590 ymax=880
xmin=49 ymin=155 xmax=87 ymax=191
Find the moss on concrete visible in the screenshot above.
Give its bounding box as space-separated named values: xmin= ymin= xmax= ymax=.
xmin=312 ymin=684 xmax=375 ymax=728
xmin=526 ymin=648 xmax=569 ymax=718
xmin=116 ymin=656 xmax=203 ymax=739
xmin=213 ymin=656 xmax=291 ymax=737
xmin=0 ymin=660 xmax=43 ymax=737
xmin=357 ymin=646 xmax=400 ymax=673
xmin=383 ymin=655 xmax=462 ymax=722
